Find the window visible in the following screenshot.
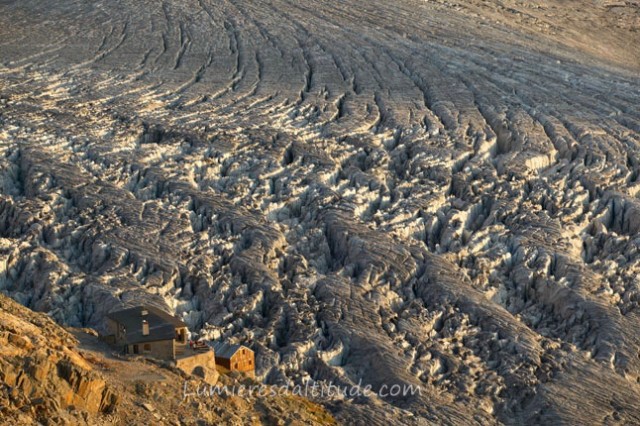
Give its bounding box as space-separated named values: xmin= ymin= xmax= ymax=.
xmin=249 ymin=360 xmax=252 ymax=366
xmin=133 ymin=345 xmax=139 ymax=354
xmin=234 ymin=362 xmax=238 ymax=369
xmin=143 ymin=344 xmax=151 ymax=352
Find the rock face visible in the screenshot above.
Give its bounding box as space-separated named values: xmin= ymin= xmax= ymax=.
xmin=0 ymin=0 xmax=639 ymax=424
xmin=0 ymin=294 xmax=118 ymax=424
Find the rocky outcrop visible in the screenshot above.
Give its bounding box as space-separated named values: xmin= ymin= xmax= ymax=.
xmin=0 ymin=294 xmax=118 ymax=425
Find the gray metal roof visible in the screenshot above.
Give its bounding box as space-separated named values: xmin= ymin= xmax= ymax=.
xmin=211 ymin=341 xmax=252 ymax=359
xmin=107 ymin=305 xmax=187 ymax=344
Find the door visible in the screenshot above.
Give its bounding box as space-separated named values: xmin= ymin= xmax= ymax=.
xmin=133 ymin=344 xmax=139 ymax=354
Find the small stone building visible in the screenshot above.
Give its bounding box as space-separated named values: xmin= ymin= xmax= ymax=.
xmin=211 ymin=342 xmax=254 ymax=373
xmin=104 ymin=305 xmax=189 ymax=360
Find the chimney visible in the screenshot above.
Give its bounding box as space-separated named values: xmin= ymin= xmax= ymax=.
xmin=142 ymin=319 xmax=149 ymax=336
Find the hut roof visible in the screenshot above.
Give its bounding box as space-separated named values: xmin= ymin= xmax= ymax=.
xmin=211 ymin=341 xmax=252 ymax=359
xmin=107 ymin=305 xmax=186 ymax=344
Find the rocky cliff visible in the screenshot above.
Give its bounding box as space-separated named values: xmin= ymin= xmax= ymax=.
xmin=0 ymin=294 xmax=117 ymax=424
